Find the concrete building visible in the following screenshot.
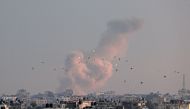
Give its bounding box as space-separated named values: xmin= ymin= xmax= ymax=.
xmin=32 ymin=98 xmax=48 ymax=107
xmin=0 ymin=104 xmax=9 ymax=109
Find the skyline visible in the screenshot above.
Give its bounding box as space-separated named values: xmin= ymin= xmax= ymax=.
xmin=0 ymin=0 xmax=190 ymax=95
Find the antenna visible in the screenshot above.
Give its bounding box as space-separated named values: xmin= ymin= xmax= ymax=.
xmin=183 ymin=73 xmax=185 ymax=90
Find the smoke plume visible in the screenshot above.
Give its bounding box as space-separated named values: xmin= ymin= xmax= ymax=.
xmin=58 ymin=18 xmax=143 ymax=95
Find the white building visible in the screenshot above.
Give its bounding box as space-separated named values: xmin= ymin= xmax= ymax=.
xmin=0 ymin=104 xmax=9 ymax=109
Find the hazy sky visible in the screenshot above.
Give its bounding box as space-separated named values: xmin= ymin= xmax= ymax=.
xmin=0 ymin=0 xmax=190 ymax=95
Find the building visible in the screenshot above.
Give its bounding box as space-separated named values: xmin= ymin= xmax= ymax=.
xmin=32 ymin=98 xmax=48 ymax=107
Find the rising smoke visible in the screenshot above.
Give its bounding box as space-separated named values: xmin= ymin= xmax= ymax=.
xmin=58 ymin=18 xmax=143 ymax=95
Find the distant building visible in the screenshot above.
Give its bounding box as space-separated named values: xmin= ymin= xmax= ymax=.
xmin=79 ymin=100 xmax=93 ymax=109
xmin=1 ymin=95 xmax=17 ymax=102
xmin=1 ymin=95 xmax=22 ymax=109
xmin=178 ymin=74 xmax=190 ymax=99
xmin=0 ymin=104 xmax=9 ymax=109
xmin=32 ymin=98 xmax=48 ymax=107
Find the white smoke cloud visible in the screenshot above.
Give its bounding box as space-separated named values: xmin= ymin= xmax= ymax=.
xmin=58 ymin=18 xmax=143 ymax=95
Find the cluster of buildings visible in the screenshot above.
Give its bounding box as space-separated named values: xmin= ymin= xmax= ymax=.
xmin=1 ymin=88 xmax=190 ymax=109
xmin=1 ymin=76 xmax=190 ymax=109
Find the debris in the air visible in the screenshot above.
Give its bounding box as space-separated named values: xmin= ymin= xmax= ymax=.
xmin=102 ymin=58 xmax=105 ymax=61
xmin=114 ymin=56 xmax=117 ymax=59
xmin=118 ymin=57 xmax=121 ymax=61
xmin=65 ymin=69 xmax=68 ymax=72
xmin=40 ymin=61 xmax=45 ymax=64
xmin=140 ymin=81 xmax=144 ymax=84
xmin=174 ymin=70 xmax=180 ymax=74
xmin=124 ymin=80 xmax=126 ymax=83
xmin=163 ymin=75 xmax=167 ymax=78
xmin=115 ymin=63 xmax=118 ymax=67
xmin=115 ymin=69 xmax=118 ymax=72
xmin=32 ymin=67 xmax=35 ymax=70
xmin=130 ymin=66 xmax=134 ymax=70
xmin=53 ymin=68 xmax=56 ymax=71
xmin=92 ymin=49 xmax=96 ymax=53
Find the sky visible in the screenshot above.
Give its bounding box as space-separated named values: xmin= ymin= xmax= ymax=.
xmin=0 ymin=0 xmax=190 ymax=95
